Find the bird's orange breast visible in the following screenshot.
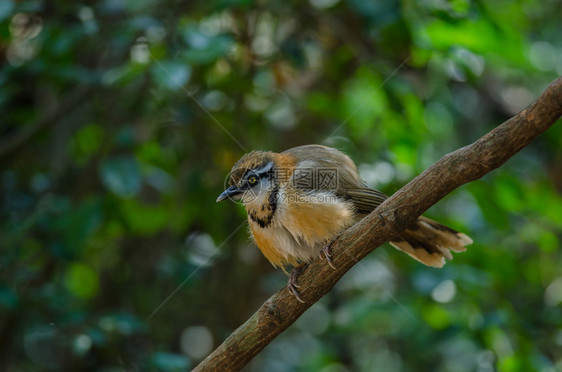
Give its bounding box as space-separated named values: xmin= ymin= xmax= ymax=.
xmin=248 ymin=188 xmax=356 ymax=268
xmin=249 ymin=221 xmax=300 ymax=268
xmin=279 ymin=189 xmax=356 ymax=247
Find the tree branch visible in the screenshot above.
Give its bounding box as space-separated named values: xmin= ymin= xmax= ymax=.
xmin=194 ymin=77 xmax=562 ymax=372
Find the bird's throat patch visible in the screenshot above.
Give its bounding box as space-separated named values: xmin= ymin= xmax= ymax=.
xmin=248 ymin=186 xmax=278 ymax=228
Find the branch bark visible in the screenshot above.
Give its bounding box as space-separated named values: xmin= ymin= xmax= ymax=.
xmin=194 ymin=77 xmax=562 ymax=372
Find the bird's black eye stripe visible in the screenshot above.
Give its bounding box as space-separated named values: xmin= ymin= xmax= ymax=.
xmin=254 ymin=165 xmax=274 ymax=180
xmin=260 ymin=165 xmax=274 ymax=179
xmin=242 ymin=163 xmax=274 ymax=187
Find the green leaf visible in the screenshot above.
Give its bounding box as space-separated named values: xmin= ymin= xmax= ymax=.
xmin=538 ymin=230 xmax=558 ymax=253
xmin=342 ymin=67 xmax=388 ymax=138
xmin=469 ymin=180 xmax=510 ymax=229
xmin=421 ymin=303 xmax=450 ymax=329
xmin=182 ymin=28 xmax=234 ymax=64
xmin=71 ymin=124 xmax=104 ymax=165
xmin=102 ymin=62 xmax=148 ymax=87
xmin=100 ymin=156 xmax=142 ymax=198
xmin=63 ymin=198 xmax=104 ymax=255
xmin=498 ymin=355 xmax=521 ymax=372
xmin=120 ymin=199 xmax=169 ymax=235
xmin=64 ymin=262 xmax=100 ymax=299
xmin=151 ymin=61 xmax=191 ymax=90
xmin=494 ymin=175 xmax=525 ymax=212
xmin=424 ymin=18 xmax=527 ymax=67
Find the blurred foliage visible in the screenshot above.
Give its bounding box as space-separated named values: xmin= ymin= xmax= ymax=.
xmin=1 ymin=0 xmax=562 ymax=371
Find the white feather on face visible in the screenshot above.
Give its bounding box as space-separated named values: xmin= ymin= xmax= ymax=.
xmin=240 ymin=177 xmax=273 ymax=207
xmin=237 ymin=162 xmax=275 ymax=206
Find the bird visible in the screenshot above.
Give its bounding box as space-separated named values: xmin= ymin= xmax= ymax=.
xmin=217 ymin=144 xmax=472 ymax=302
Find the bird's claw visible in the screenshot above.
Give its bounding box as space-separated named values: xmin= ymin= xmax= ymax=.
xmin=319 ymin=240 xmax=336 ymax=269
xmin=287 ymin=264 xmax=307 ymax=303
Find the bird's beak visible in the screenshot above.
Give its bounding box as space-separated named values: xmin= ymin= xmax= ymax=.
xmin=216 ymin=186 xmax=242 ymax=202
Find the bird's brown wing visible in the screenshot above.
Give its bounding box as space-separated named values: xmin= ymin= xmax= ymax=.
xmin=282 ymin=145 xmax=388 ymax=212
xmin=282 ymin=145 xmax=365 ymax=194
xmin=345 ymin=188 xmax=388 ymax=214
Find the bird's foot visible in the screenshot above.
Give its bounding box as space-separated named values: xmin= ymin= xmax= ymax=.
xmin=287 ymin=263 xmax=308 ymax=303
xmin=319 ymin=239 xmax=336 ymax=269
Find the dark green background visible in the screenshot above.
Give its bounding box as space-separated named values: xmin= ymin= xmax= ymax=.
xmin=1 ymin=0 xmax=562 ymax=370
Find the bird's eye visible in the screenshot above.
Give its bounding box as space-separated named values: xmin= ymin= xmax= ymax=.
xmin=248 ymin=176 xmax=257 ymax=185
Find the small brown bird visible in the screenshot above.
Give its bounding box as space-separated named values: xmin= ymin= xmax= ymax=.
xmin=217 ymin=145 xmax=472 ymax=301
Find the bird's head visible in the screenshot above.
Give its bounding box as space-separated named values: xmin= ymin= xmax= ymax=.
xmin=216 ymin=151 xmax=276 ymax=204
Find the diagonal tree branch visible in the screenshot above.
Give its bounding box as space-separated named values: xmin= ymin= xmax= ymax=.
xmin=194 ymin=77 xmax=562 ymax=372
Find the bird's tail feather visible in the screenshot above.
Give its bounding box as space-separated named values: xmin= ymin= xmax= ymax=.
xmin=389 ymin=216 xmax=472 ymax=267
